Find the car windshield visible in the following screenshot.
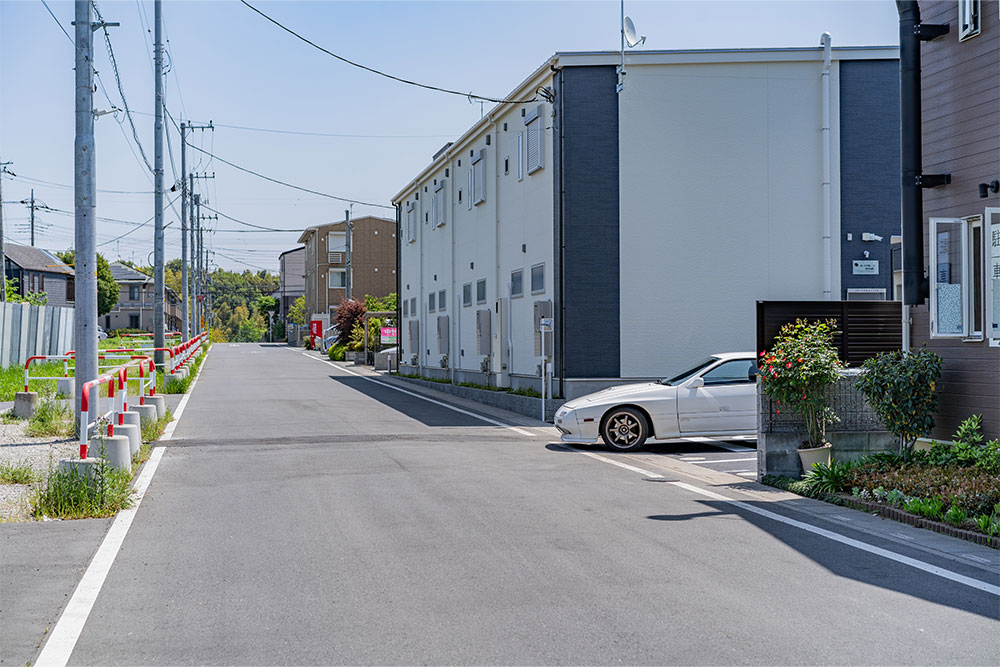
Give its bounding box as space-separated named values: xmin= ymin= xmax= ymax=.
xmin=659 ymin=357 xmax=717 ymax=386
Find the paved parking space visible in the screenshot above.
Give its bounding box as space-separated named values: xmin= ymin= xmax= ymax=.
xmin=642 ymin=437 xmax=758 ymax=477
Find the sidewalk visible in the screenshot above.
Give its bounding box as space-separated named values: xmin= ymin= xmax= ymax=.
xmin=319 ymin=354 xmax=1000 ymax=577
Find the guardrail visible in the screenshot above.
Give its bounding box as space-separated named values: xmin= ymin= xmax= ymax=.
xmin=78 ymin=359 xmax=149 ymax=458
xmin=23 ymin=355 xmax=74 ymax=393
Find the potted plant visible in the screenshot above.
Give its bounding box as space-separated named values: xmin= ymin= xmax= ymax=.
xmin=855 ymin=348 xmax=942 ymax=453
xmin=759 ymin=319 xmax=845 ymax=473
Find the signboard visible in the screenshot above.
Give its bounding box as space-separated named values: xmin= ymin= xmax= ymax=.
xmin=852 ymin=260 xmax=879 ymax=275
xmin=380 ymin=326 xmax=398 ymax=344
xmin=539 ymin=317 xmax=553 ymax=332
xmin=309 ymin=320 xmax=323 ymax=337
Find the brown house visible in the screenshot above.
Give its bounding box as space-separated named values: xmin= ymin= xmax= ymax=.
xmin=909 ymin=1 xmax=999 ymax=439
xmin=297 ymin=216 xmax=397 ymax=324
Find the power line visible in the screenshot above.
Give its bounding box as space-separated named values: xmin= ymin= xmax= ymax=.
xmin=198 ymin=203 xmax=306 ymax=232
xmin=39 ymin=0 xmax=72 ymax=43
xmin=211 ymin=249 xmax=273 ymax=272
xmin=186 ymin=144 xmax=393 ymax=209
xmin=98 ymin=194 xmax=180 ymax=247
xmin=93 ymin=0 xmax=154 ymax=173
xmin=5 ymin=172 xmax=152 ymax=194
xmin=240 ymin=0 xmax=546 ymax=105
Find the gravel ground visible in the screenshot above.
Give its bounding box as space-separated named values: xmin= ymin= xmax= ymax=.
xmin=0 ymin=419 xmax=76 ymax=522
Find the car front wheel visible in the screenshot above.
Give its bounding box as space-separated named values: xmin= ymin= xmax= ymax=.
xmin=600 ymin=407 xmax=648 ymax=452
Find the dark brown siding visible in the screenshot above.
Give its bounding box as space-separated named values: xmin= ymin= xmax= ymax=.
xmin=912 ymin=1 xmax=1000 ymax=439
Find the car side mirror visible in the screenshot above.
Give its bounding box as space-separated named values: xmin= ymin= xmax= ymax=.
xmin=688 ymin=377 xmax=704 ymax=388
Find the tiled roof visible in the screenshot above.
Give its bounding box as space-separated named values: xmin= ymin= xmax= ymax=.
xmin=109 ymin=262 xmax=152 ymax=283
xmin=3 ymin=243 xmax=74 ymax=275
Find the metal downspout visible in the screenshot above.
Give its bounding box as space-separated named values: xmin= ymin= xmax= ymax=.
xmin=821 ymin=32 xmax=833 ymax=300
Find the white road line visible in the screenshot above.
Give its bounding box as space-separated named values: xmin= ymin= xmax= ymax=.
xmin=559 ymin=446 xmax=665 ymax=479
xmin=696 ymin=457 xmax=757 ymax=464
xmin=679 ymin=456 xmax=706 ymax=461
xmin=301 ymin=349 xmax=1000 ymax=599
xmin=303 ymin=353 xmax=536 ymax=437
xmin=667 ymin=482 xmax=1000 ymax=597
xmin=735 ymin=472 xmax=757 ymax=477
xmin=35 ymin=446 xmax=166 ymax=667
xmin=35 ymin=347 xmax=211 ymax=667
xmin=684 ymin=436 xmax=755 ymax=452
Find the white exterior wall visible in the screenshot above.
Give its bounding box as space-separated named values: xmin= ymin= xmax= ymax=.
xmin=398 ymin=85 xmax=555 ymax=383
xmin=617 ymin=59 xmax=843 ymax=378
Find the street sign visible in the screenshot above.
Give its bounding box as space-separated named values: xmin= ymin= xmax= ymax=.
xmin=380 ymin=326 xmax=398 ymax=344
xmin=309 ymin=320 xmax=323 ymax=337
xmin=852 ymin=260 xmax=879 ymax=275
xmin=539 ymin=318 xmax=553 ymax=332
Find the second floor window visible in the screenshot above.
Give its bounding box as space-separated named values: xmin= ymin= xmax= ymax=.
xmin=129 ymin=285 xmax=140 ymax=301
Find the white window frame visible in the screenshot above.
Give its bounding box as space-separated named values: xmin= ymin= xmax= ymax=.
xmin=327 ymin=232 xmax=346 ymax=252
xmin=403 ymin=299 xmax=409 ymax=317
xmin=405 ymin=202 xmax=417 ymax=243
xmin=476 ymin=278 xmax=487 ymax=304
xmin=472 ymin=150 xmax=486 ymax=205
xmin=428 ymin=292 xmax=436 ymax=313
xmin=959 ymin=0 xmax=981 ymax=41
xmin=328 ymin=270 xmax=346 ymax=289
xmin=466 ymin=170 xmax=473 ymax=210
xmin=524 ymin=105 xmax=544 ymax=175
xmin=530 ymin=263 xmax=545 ymax=294
xmin=929 ymin=216 xmax=988 ymax=339
xmin=517 ymin=133 xmax=524 ymax=181
xmin=433 ymin=180 xmax=447 ymax=227
xmin=438 ymin=289 xmax=447 ymax=312
xmin=510 ymin=269 xmax=523 ymax=298
xmin=462 ymin=283 xmax=472 ymax=307
xmin=987 ymin=208 xmax=1000 ymax=346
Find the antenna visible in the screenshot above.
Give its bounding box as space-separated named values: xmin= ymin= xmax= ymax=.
xmin=624 ymin=17 xmax=645 ymax=48
xmin=617 ymin=1 xmax=647 ymax=93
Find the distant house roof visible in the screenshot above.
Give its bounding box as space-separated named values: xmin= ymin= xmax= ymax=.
xmin=279 ymin=246 xmax=305 ymax=259
xmin=109 ymin=262 xmax=152 ymax=284
xmin=296 ymin=217 xmax=395 ymax=244
xmin=3 ymin=243 xmax=74 ymax=276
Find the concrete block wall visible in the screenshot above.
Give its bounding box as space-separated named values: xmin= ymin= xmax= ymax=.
xmin=757 ymin=371 xmax=896 ymax=478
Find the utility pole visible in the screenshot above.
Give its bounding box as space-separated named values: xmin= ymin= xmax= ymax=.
xmin=73 ymin=0 xmax=98 ymax=419
xmin=0 ymin=159 xmax=11 ymax=302
xmin=29 ymin=190 xmax=35 ymax=246
xmin=345 ymin=207 xmax=353 ymax=301
xmin=180 ymin=122 xmax=188 ymax=341
xmin=194 ymin=193 xmax=201 ymax=331
xmin=153 ymin=0 xmax=165 ymax=361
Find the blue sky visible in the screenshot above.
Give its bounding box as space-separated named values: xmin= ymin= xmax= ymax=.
xmin=0 ymin=0 xmax=899 ymax=272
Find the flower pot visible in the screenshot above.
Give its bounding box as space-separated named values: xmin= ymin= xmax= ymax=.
xmin=798 ymin=443 xmax=832 ymax=474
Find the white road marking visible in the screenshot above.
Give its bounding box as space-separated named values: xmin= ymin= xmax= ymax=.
xmin=303 ymin=353 xmax=536 ymax=437
xmin=35 ymin=447 xmax=166 ymax=667
xmin=666 ymin=482 xmax=1000 ymax=597
xmin=680 ymin=456 xmax=706 ymax=461
xmin=35 ymin=347 xmax=211 ymax=667
xmin=735 ymin=472 xmax=757 ymax=477
xmin=301 ymin=350 xmax=1000 ymax=599
xmin=696 ymin=457 xmax=756 ymax=464
xmin=684 ymin=436 xmax=755 ymax=452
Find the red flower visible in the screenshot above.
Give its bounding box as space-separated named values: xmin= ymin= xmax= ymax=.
xmin=760 ymin=351 xmax=767 ymax=357
xmin=785 ymin=362 xmax=792 ymax=369
xmin=776 ymin=409 xmax=780 ymax=415
xmin=797 ymin=357 xmax=804 ymax=363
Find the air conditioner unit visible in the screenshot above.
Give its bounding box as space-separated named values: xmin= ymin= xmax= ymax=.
xmin=327 ymin=252 xmax=344 ymax=264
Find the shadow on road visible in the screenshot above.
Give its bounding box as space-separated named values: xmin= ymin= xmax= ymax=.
xmin=325 ymin=375 xmax=513 ymax=429
xmin=647 ymin=499 xmax=999 ymax=621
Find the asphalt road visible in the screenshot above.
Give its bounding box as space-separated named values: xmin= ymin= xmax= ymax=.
xmin=37 ymin=344 xmax=1000 ymax=665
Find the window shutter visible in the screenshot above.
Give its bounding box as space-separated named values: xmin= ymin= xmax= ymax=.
xmin=525 ymin=105 xmax=544 ymax=174
xmin=433 ymin=181 xmax=446 ymax=226
xmin=472 ymin=150 xmax=486 ymax=205
xmin=437 ymin=314 xmax=450 ymax=354
xmin=476 ymin=309 xmax=492 ymax=355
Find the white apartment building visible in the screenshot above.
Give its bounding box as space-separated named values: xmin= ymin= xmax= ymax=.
xmin=393 ymin=46 xmax=900 ymax=399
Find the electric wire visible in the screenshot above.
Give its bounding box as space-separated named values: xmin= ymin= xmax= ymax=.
xmin=198 ymin=203 xmax=306 ymax=233
xmin=93 ymin=1 xmax=154 ymax=173
xmin=98 ymin=194 xmax=180 ymax=246
xmin=186 ymin=144 xmax=392 ymax=209
xmin=239 ymin=0 xmax=544 ymax=105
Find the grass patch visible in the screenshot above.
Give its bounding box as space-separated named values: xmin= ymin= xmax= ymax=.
xmin=159 ymin=346 xmax=209 ymax=394
xmin=31 ymin=462 xmax=134 ymax=520
xmin=132 ymin=442 xmax=152 ymax=467
xmin=0 ymin=361 xmax=64 ymax=400
xmin=25 ymin=398 xmax=75 ymax=438
xmin=1 ymin=409 xmax=22 ymax=424
xmin=0 ymin=462 xmax=39 ymax=485
xmin=141 ymin=409 xmax=173 ymax=443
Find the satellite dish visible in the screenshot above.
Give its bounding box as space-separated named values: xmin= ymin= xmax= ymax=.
xmin=624 ymin=16 xmax=646 ymax=48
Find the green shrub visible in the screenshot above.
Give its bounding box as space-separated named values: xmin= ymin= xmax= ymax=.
xmin=31 ymin=463 xmax=134 ymax=520
xmin=803 ymin=461 xmax=855 ymax=494
xmin=758 ymin=319 xmax=844 ymax=448
xmin=943 ymin=503 xmax=968 ymax=527
xmin=974 ymin=513 xmax=998 ymax=536
xmin=849 ymin=462 xmax=1000 ymax=517
xmin=328 ymin=344 xmax=346 ymax=361
xmin=855 ymin=348 xmax=942 ymax=451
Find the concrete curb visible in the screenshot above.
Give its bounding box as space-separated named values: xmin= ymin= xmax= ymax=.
xmin=840 ymin=496 xmax=1000 ymax=549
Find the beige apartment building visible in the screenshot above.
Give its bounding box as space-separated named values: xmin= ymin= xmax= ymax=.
xmin=297 ymin=216 xmax=397 ymax=323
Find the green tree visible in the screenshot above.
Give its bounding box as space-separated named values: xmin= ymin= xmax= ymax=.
xmin=856 ymin=349 xmax=943 ymax=452
xmin=57 ymin=250 xmax=119 ymax=316
xmin=288 ymin=296 xmax=305 ymax=326
xmin=4 ymin=277 xmax=47 ymax=305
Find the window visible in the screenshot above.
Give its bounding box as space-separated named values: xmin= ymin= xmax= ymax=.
xmin=524 ymin=104 xmax=544 ymax=174
xmin=328 ymin=271 xmax=346 ymax=289
xmin=472 ymin=149 xmax=486 ymax=205
xmin=410 ymin=297 xmax=416 ymax=315
xmin=989 ymin=208 xmax=1000 ymax=344
xmin=463 ymin=283 xmax=472 ymax=307
xmin=930 ymin=216 xmax=986 ymax=338
xmin=476 ymin=279 xmax=487 ymax=304
xmin=403 ymin=299 xmax=409 ymax=317
xmin=959 ymin=0 xmax=981 ymax=41
xmin=517 ymin=133 xmax=524 ymax=180
xmin=530 ymin=263 xmax=545 ymax=293
xmin=405 ymin=203 xmax=417 ymax=243
xmin=701 ymin=359 xmax=757 ymax=385
xmin=438 ymin=289 xmax=446 ymax=311
xmin=129 ymin=285 xmax=140 ymax=301
xmin=66 ymin=277 xmax=75 ymax=303
xmin=432 ymin=181 xmax=447 ymax=227
xmin=129 ymin=314 xmax=140 ymax=329
xmin=327 ymin=232 xmax=346 ymax=252
xmin=510 ymin=270 xmax=523 ymax=297
xmin=504 ymin=157 xmax=509 ymax=175
xmin=428 ymin=292 xmax=436 ymax=312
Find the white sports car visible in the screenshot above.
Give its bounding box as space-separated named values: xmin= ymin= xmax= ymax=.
xmin=554 ymin=352 xmax=758 ymax=451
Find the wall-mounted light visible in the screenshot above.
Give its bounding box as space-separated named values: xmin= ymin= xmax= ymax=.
xmin=979 ymin=180 xmax=999 ymax=198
